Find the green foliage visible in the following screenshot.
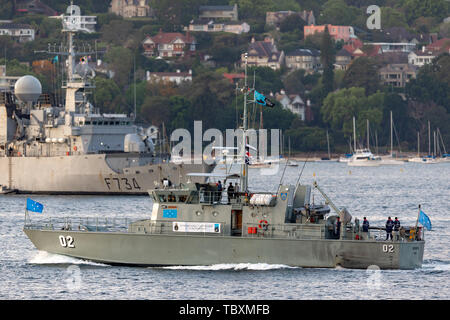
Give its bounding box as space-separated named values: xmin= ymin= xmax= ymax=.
xmin=104 ymin=46 xmax=133 ymax=89
xmin=279 ymin=14 xmax=306 ymax=33
xmin=286 ymin=126 xmax=329 ymax=151
xmin=402 ymin=0 xmax=449 ymax=24
xmin=94 ymin=77 xmax=122 ymax=113
xmin=318 ymin=0 xmax=360 ymax=26
xmin=321 ymin=87 xmax=384 ymax=139
xmin=320 ymin=28 xmax=335 ymax=96
xmin=380 ymin=7 xmax=408 ymax=29
xmin=406 ymin=53 xmax=450 ymax=113
xmin=342 ymin=57 xmax=381 ymax=95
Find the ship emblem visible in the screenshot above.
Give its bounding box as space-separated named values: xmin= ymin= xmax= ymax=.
xmin=280 ymin=192 xmax=287 ymax=201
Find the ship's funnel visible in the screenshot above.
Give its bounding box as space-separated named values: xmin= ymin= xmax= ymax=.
xmin=14 ymin=75 xmax=42 ymax=103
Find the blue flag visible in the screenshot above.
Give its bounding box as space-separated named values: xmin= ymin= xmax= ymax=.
xmin=254 ymin=90 xmax=275 ymax=107
xmin=418 ymin=210 xmax=431 ymax=230
xmin=52 ymin=55 xmax=58 ymax=64
xmin=26 ymin=198 xmax=44 ymax=213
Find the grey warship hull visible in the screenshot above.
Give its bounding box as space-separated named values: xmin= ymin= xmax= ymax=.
xmin=0 ymin=154 xmax=212 ymax=195
xmin=23 ymin=228 xmax=424 ymax=269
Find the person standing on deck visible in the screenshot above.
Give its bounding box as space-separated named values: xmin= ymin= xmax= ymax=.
xmin=385 ymin=217 xmax=394 ymax=241
xmin=394 ymin=217 xmax=401 ymax=240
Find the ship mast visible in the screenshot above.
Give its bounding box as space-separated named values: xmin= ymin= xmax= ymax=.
xmin=240 ymin=53 xmax=249 ymax=192
xmin=35 ymin=3 xmax=98 ymax=114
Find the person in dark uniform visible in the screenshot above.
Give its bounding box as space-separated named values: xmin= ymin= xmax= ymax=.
xmin=216 ymin=180 xmax=223 ymax=202
xmin=394 ymin=217 xmax=401 ymax=240
xmin=227 ymin=182 xmax=234 ymax=203
xmin=385 ymin=217 xmax=394 ymax=241
xmin=335 ymin=217 xmax=341 ymax=239
xmin=362 ymin=217 xmax=370 ymax=232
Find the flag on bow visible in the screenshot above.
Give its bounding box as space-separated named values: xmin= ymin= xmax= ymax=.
xmin=26 ymin=198 xmax=44 ymax=213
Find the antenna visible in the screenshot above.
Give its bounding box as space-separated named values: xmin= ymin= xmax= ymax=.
xmin=133 ymin=55 xmax=136 ymax=121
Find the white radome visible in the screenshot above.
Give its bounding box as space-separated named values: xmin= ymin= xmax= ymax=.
xmin=14 ymin=75 xmax=42 ymax=103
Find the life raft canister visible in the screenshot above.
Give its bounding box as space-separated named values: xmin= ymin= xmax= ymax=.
xmin=258 ymin=219 xmax=269 ymax=231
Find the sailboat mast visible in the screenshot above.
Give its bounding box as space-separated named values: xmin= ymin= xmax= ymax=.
xmin=241 ymin=53 xmax=249 ymax=192
xmin=366 ymin=119 xmax=369 ymax=150
xmin=326 ymin=129 xmax=330 ymax=159
xmin=390 ymin=110 xmax=393 ymax=156
xmin=417 ymin=131 xmax=420 ymax=157
xmin=428 ymin=121 xmax=431 ymax=156
xmin=353 ymin=116 xmax=356 ymax=152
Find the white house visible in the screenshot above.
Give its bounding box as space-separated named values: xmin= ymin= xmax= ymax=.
xmin=408 ymin=47 xmax=436 ymax=67
xmin=0 ymin=22 xmax=35 ymax=42
xmin=146 ymin=70 xmax=192 ymax=85
xmin=275 ymin=91 xmax=306 ymax=120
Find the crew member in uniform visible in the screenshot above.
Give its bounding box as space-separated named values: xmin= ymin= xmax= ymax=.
xmin=385 ymin=217 xmax=394 ymax=241
xmin=227 ymin=182 xmax=234 ymax=203
xmin=394 ymin=217 xmax=401 ymax=240
xmin=335 ymin=217 xmax=341 ymax=239
xmin=362 ymin=217 xmax=369 ymax=239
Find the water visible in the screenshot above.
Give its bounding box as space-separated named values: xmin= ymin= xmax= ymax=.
xmin=1 ymin=162 xmax=449 ymax=300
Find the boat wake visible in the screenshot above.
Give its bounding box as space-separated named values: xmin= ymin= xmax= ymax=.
xmin=159 ymin=263 xmax=299 ymax=271
xmin=421 ymin=259 xmax=450 ymax=272
xmin=28 ymin=251 xmax=108 ymax=267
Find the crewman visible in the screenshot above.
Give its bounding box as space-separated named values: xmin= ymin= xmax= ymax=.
xmin=335 ymin=217 xmax=341 ymax=239
xmin=385 ymin=216 xmax=394 ymax=241
xmin=227 ymin=182 xmax=234 ymax=203
xmin=216 ymin=180 xmax=223 ymax=202
xmin=394 ymin=217 xmax=401 ymax=240
xmin=362 ymin=217 xmax=370 ymax=232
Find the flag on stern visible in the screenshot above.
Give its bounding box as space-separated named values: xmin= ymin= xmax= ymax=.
xmin=418 ymin=210 xmax=432 ymax=230
xmin=26 ymin=198 xmax=44 ymax=213
xmin=254 ymin=90 xmax=275 ymax=107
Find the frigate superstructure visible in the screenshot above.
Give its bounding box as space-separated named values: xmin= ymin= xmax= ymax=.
xmin=0 ymin=4 xmax=213 ymax=195
xmin=23 ymin=54 xmax=425 ymax=269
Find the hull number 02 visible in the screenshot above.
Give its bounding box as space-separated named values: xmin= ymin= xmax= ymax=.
xmin=59 ymin=235 xmax=75 ymax=248
xmin=382 ymin=244 xmax=394 ymax=253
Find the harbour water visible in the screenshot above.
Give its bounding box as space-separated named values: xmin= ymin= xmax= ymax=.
xmin=0 ymin=161 xmax=449 ymax=300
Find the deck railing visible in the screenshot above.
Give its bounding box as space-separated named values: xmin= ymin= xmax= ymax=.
xmin=24 ymin=216 xmax=424 ymax=242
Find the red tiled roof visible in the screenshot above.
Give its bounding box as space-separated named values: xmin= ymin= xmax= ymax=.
xmin=146 ymin=31 xmax=196 ymax=45
xmin=426 ymin=38 xmax=450 ymax=53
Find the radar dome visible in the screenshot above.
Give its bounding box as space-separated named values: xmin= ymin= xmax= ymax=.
xmin=14 ymin=75 xmax=42 ymax=103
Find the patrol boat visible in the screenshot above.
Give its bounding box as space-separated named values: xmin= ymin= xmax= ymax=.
xmin=23 ymin=57 xmax=425 ymax=269
xmin=0 ymin=4 xmax=212 ymax=195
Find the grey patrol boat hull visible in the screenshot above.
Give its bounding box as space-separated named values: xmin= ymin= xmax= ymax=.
xmin=23 ymin=229 xmax=424 ymax=269
xmin=0 ymin=154 xmax=212 ymax=195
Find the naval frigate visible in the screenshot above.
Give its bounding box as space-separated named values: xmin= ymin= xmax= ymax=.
xmin=23 ymin=55 xmax=425 ymax=269
xmin=0 ymin=4 xmax=213 ymax=195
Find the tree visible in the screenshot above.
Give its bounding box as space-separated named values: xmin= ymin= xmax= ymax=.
xmin=402 ymin=0 xmax=449 ymax=24
xmin=380 ymin=7 xmax=408 ymax=29
xmin=321 ymin=87 xmax=384 ymax=139
xmin=105 ymin=46 xmax=133 ymax=89
xmin=320 ymin=28 xmax=335 ymax=96
xmin=141 ymin=96 xmax=172 ymax=127
xmin=342 ymin=57 xmax=381 ymax=95
xmin=406 ymin=53 xmax=450 ymax=113
xmin=94 ymin=77 xmax=122 ymax=113
xmin=279 ymin=14 xmax=306 ymax=33
xmin=318 ymin=0 xmax=360 ymax=26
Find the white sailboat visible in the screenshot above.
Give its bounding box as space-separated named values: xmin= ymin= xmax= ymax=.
xmin=380 ymin=111 xmax=404 ymax=165
xmin=409 ymin=121 xmax=439 ymax=164
xmin=347 ymin=117 xmax=381 ymax=167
